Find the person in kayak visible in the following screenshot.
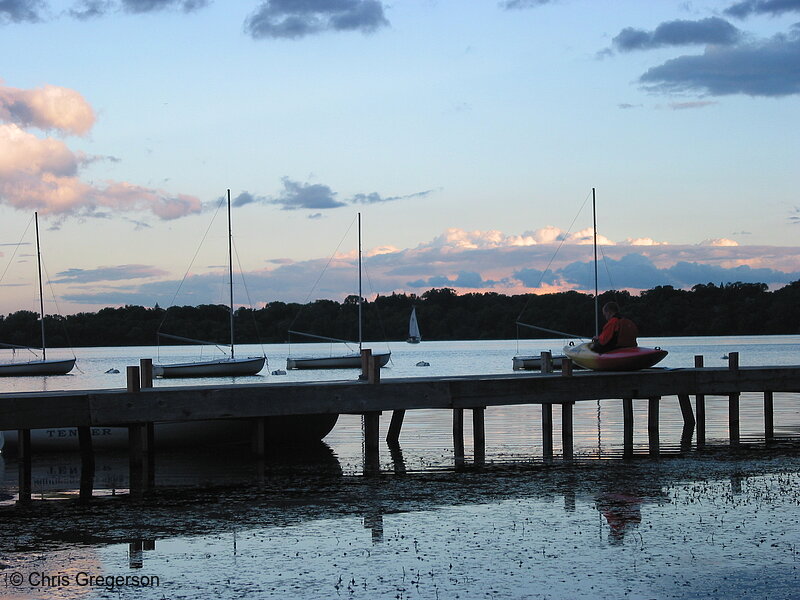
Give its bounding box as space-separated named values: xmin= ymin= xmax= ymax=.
xmin=591 ymin=302 xmax=638 ymax=353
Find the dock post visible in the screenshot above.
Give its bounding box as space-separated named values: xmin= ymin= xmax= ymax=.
xmin=677 ymin=394 xmax=695 ymax=428
xmin=362 ymin=412 xmax=380 ymax=475
xmin=764 ymin=391 xmax=774 ymax=443
xmin=728 ymin=354 xmax=740 ymax=445
xmin=648 ymin=397 xmax=660 ymax=457
xmin=360 ymin=348 xmax=372 ymax=381
xmin=453 ymin=408 xmax=465 ymax=466
xmin=368 ymin=354 xmax=380 ymax=384
xmin=126 ymin=366 xmax=140 ymax=393
xmin=542 ymin=403 xmax=554 ymax=460
xmin=561 ymin=358 xmax=573 ymax=377
xmin=387 ymin=410 xmax=405 ymax=444
xmin=78 ymin=426 xmax=95 ymax=502
xmin=473 ymin=407 xmax=486 ymax=465
xmin=561 ymin=402 xmax=574 ymax=460
xmin=17 ymin=429 xmax=32 ymax=504
xmin=729 ymin=393 xmax=740 ymax=445
xmin=694 ymin=356 xmax=706 ymax=447
xmin=623 ymin=398 xmax=634 ymax=459
xmin=139 ymin=358 xmax=153 ymax=389
xmin=541 ymin=351 xmax=553 ymax=374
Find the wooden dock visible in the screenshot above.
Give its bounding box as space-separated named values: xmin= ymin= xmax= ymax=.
xmin=2 ymin=351 xmax=800 ymax=502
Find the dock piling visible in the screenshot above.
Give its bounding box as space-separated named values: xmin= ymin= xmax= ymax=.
xmin=453 ymin=408 xmax=465 ymax=466
xmin=648 ymin=397 xmax=660 ymax=457
xmin=362 ymin=412 xmax=380 ymax=474
xmin=623 ymin=398 xmax=634 ymax=459
xmin=695 ymin=356 xmax=706 ymax=447
xmin=473 ymin=407 xmax=486 ymax=464
xmin=387 ymin=410 xmax=405 ymax=444
xmin=764 ymin=391 xmax=774 ymax=442
xmin=541 ymin=351 xmax=553 ymax=374
xmin=542 ymin=403 xmax=554 ymax=460
xmin=17 ymin=429 xmax=31 ymax=504
xmin=562 ymin=402 xmax=574 ymax=460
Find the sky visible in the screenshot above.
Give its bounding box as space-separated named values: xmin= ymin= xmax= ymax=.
xmin=1 ymin=0 xmax=799 ymax=316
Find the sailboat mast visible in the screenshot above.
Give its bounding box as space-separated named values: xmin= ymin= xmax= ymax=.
xmin=358 ymin=212 xmax=363 ymax=351
xmin=227 ymin=189 xmax=235 ymax=359
xmin=34 ymin=212 xmax=46 ymax=360
xmin=592 ymin=188 xmax=599 ymax=337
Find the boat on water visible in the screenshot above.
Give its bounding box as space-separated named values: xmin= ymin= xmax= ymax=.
xmin=407 ymin=307 xmax=421 ymax=344
xmin=154 ymin=189 xmax=266 ymax=378
xmin=1 ymin=414 xmax=339 ymax=452
xmin=287 ymin=213 xmax=391 ymax=370
xmin=563 ymin=342 xmax=668 ymax=371
xmin=0 ymin=212 xmax=76 ymax=377
xmin=563 ymin=188 xmax=667 ymax=371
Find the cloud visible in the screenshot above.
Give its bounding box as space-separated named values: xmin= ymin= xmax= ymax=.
xmin=612 ymin=18 xmax=742 ymax=52
xmin=56 ymin=227 xmax=800 ymax=310
xmin=668 ymin=101 xmax=718 ymax=109
xmin=244 ymin=0 xmax=389 ymax=40
xmin=725 ymin=0 xmax=800 ymax=18
xmin=0 ymin=83 xmax=95 ymax=134
xmin=639 ymin=30 xmax=800 ymax=97
xmin=68 ymin=0 xmax=207 ymax=18
xmin=499 ymin=0 xmax=555 ymax=8
xmin=270 ymin=178 xmax=347 ymax=210
xmin=53 ymin=264 xmax=168 ymax=283
xmin=0 ymin=83 xmax=202 ymax=220
xmin=0 ymin=0 xmax=44 ymax=23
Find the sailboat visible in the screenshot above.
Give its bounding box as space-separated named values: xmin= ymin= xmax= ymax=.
xmin=563 ymin=188 xmax=667 ymax=371
xmin=286 ymin=213 xmax=391 ymax=370
xmin=406 ymin=307 xmax=421 ymax=344
xmin=0 ymin=213 xmax=76 ymax=376
xmin=153 ymin=190 xmax=266 ymax=378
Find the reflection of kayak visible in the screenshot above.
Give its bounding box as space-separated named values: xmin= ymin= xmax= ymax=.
xmin=563 ymin=342 xmax=667 ymax=371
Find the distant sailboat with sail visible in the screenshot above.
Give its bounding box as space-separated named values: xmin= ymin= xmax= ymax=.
xmin=154 ymin=190 xmax=266 ymax=378
xmin=0 ymin=212 xmax=76 ymax=376
xmin=286 ymin=213 xmax=391 ymax=369
xmin=406 ymin=307 xmax=421 ymax=344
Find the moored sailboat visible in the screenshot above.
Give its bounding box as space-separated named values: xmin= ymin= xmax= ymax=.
xmin=287 ymin=213 xmax=391 ymax=370
xmin=0 ymin=213 xmax=76 ymax=377
xmin=406 ymin=306 xmax=421 ymax=344
xmin=154 ymin=190 xmax=266 ymax=378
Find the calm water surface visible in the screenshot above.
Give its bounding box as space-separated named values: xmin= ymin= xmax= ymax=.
xmin=1 ymin=335 xmax=800 ymax=599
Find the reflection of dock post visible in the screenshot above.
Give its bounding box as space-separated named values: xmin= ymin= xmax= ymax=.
xmin=623 ymin=398 xmax=634 ymax=459
xmin=694 ymin=356 xmax=706 ymax=447
xmin=362 ymin=412 xmax=380 ymax=475
xmin=728 ymin=352 xmax=740 ymax=445
xmin=648 ymin=397 xmax=660 ymax=457
xmin=764 ymin=391 xmax=774 ymax=442
xmin=78 ymin=426 xmax=95 ymax=502
xmin=561 ymin=402 xmax=574 ymax=460
xmin=542 ymin=403 xmax=553 ymax=460
xmin=473 ymin=407 xmax=486 ymax=465
xmin=453 ymin=408 xmax=465 ymax=466
xmin=17 ymin=428 xmax=32 ymax=504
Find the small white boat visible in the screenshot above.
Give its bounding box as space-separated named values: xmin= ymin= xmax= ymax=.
xmin=0 ymin=213 xmax=76 ymax=377
xmin=287 ymin=351 xmax=391 ymax=370
xmin=512 ymin=353 xmax=571 ymax=371
xmin=155 ymin=190 xmax=266 ymax=378
xmin=406 ymin=307 xmax=421 ymax=344
xmin=153 ymin=356 xmax=267 ymax=378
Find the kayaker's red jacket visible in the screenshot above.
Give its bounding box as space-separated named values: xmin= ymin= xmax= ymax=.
xmin=592 ymin=315 xmax=638 ymax=353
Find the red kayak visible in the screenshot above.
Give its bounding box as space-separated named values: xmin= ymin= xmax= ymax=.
xmin=563 ymin=342 xmax=668 ymax=371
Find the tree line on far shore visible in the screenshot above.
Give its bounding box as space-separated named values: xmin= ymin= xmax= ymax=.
xmin=1 ymin=280 xmax=798 ymax=349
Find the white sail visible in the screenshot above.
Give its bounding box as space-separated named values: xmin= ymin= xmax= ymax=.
xmin=407 ymin=307 xmax=421 ymax=343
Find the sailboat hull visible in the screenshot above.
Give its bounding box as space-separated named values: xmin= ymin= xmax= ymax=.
xmin=0 ymin=358 xmax=76 ymax=377
xmin=154 ymin=357 xmax=266 ymax=378
xmin=2 ymin=413 xmax=339 ymax=452
xmin=287 ymin=351 xmax=391 ymax=370
xmin=563 ymin=342 xmax=667 ymax=371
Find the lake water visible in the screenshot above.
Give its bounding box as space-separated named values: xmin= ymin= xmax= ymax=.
xmin=1 ymin=335 xmax=800 ymax=599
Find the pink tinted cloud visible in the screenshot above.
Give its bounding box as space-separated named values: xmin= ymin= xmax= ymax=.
xmin=0 ymin=82 xmax=95 ymax=135
xmin=0 ymin=84 xmax=201 ymax=220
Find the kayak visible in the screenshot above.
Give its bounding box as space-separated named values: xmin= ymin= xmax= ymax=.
xmin=563 ymin=342 xmax=668 ymax=371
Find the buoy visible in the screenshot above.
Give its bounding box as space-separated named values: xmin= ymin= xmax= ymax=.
xmin=271 ymin=369 xmax=287 ymax=375
xmin=105 ymin=368 xmax=120 ymax=374
xmin=415 ymin=361 xmax=430 ymax=367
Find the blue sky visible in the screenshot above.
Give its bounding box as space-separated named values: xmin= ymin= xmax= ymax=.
xmin=1 ymin=0 xmax=799 ymax=315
